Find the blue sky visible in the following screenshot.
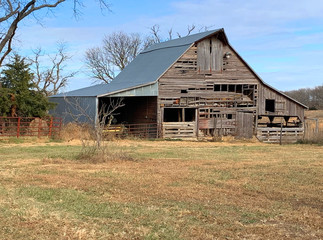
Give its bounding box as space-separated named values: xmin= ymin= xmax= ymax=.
xmin=14 ymin=0 xmax=323 ymax=92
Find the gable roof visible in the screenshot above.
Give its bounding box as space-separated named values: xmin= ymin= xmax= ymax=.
xmin=51 ymin=29 xmax=222 ymax=98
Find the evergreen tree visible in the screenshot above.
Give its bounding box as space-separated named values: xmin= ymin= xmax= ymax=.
xmin=0 ymin=54 xmax=55 ymax=117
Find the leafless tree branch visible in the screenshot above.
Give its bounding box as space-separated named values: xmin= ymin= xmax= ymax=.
xmin=29 ymin=42 xmax=77 ymax=96
xmin=64 ymin=96 xmax=124 ymax=148
xmin=85 ymin=24 xmax=207 ymax=84
xmin=0 ymin=0 xmax=110 ymax=66
xmin=85 ymin=32 xmax=143 ymax=84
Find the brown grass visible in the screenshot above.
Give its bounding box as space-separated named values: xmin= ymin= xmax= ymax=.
xmin=305 ymin=110 xmax=323 ymax=118
xmin=59 ymin=122 xmax=93 ymax=141
xmin=304 ymin=110 xmax=323 ymax=143
xmin=0 ymin=140 xmax=322 ymax=239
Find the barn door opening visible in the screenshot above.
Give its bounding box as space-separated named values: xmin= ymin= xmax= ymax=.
xmin=236 ymin=111 xmax=254 ymax=139
xmin=162 ymin=108 xmax=197 ymax=138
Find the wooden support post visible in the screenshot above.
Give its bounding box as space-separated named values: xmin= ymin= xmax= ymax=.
xmin=182 ymin=108 xmax=185 ymax=122
xmin=254 ymin=110 xmax=258 ymax=135
xmin=220 ymin=113 xmax=223 ymax=137
xmin=279 ymin=117 xmax=283 ymax=145
xmin=195 ymin=108 xmax=199 ymax=138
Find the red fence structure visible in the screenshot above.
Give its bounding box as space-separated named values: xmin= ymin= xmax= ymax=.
xmin=0 ymin=117 xmax=62 ymax=138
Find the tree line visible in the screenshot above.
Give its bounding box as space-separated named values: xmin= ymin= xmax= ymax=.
xmin=284 ymin=85 xmax=323 ymax=110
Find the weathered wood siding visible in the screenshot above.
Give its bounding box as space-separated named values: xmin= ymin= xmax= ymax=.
xmin=197 ymin=37 xmax=223 ymax=72
xmin=158 ymin=36 xmax=260 ymax=138
xmin=258 ymin=85 xmax=304 ymax=121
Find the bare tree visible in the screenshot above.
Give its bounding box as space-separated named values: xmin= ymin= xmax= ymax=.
xmin=85 ymin=32 xmax=143 ymax=84
xmin=85 ymin=25 xmax=207 ymax=84
xmin=64 ymin=96 xmax=124 ymax=149
xmin=148 ymin=24 xmax=202 ymax=43
xmin=0 ymin=0 xmax=110 ymax=66
xmin=84 ymin=47 xmax=115 ymax=84
xmin=30 ymin=43 xmax=76 ymax=96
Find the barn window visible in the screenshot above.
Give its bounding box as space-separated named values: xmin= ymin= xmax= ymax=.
xmin=164 ymin=108 xmax=195 ymax=122
xmin=265 ymin=99 xmax=275 ymax=112
xmin=236 ymin=85 xmax=242 ymax=93
xmin=214 ymin=84 xmax=221 ymax=91
xmin=222 ymin=84 xmax=228 ymax=91
xmin=228 ymin=85 xmax=235 ymax=92
xmin=185 ymin=108 xmax=195 ymax=122
xmin=164 ymin=108 xmax=182 ymax=122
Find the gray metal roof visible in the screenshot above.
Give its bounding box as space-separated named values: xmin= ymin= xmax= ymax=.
xmin=142 ymin=29 xmax=222 ymax=53
xmin=51 ymin=29 xmax=222 ymax=98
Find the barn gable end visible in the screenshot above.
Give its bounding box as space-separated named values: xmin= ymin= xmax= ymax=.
xmin=157 ymin=30 xmax=306 ymax=141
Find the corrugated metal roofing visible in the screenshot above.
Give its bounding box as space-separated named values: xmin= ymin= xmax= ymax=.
xmin=51 ymin=29 xmax=222 ymax=98
xmin=142 ymin=29 xmax=221 ymax=53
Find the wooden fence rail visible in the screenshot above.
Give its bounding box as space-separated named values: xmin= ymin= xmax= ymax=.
xmin=257 ymin=127 xmax=304 ymax=144
xmin=0 ymin=117 xmax=62 ymax=138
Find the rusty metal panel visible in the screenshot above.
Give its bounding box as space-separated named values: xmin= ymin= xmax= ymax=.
xmin=199 ymin=118 xmax=216 ymax=129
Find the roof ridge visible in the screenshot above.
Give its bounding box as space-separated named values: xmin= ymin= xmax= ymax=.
xmin=141 ymin=42 xmax=192 ymax=54
xmin=142 ymin=29 xmax=221 ymax=53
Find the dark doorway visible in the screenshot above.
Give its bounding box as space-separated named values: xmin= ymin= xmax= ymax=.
xmin=99 ymin=96 xmax=157 ymax=124
xmin=265 ymin=99 xmax=275 ymax=112
xmin=163 ymin=108 xmax=196 ymax=122
xmin=185 ymin=108 xmax=195 ymax=121
xmin=164 ymin=108 xmax=182 ymax=122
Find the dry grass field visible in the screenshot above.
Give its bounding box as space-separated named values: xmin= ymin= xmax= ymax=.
xmin=0 ymin=139 xmax=322 ymax=239
xmin=305 ymin=110 xmax=323 ymax=143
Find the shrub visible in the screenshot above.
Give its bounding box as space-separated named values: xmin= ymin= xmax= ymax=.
xmin=76 ymin=143 xmax=134 ymax=163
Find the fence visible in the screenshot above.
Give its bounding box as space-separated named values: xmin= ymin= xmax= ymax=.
xmin=0 ymin=117 xmax=62 ymax=138
xmin=104 ymin=123 xmax=159 ymax=139
xmin=257 ymin=127 xmax=304 ymax=144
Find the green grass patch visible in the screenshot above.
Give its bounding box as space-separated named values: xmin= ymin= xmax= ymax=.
xmin=0 ymin=145 xmax=81 ymax=161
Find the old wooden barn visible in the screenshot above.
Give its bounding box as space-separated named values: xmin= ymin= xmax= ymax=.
xmin=50 ymin=28 xmax=307 ymax=142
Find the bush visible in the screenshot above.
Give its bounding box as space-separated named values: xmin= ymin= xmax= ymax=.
xmin=76 ymin=144 xmax=134 ymax=163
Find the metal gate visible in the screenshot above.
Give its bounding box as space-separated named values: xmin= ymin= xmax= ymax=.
xmin=0 ymin=117 xmax=62 ymax=138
